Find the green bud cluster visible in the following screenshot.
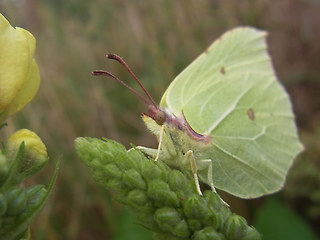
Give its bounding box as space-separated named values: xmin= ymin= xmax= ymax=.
xmin=0 ymin=139 xmax=58 ymax=240
xmin=75 ymin=137 xmax=261 ymax=240
xmin=0 ymin=184 xmax=52 ymax=239
xmin=0 ymin=186 xmax=44 ymax=224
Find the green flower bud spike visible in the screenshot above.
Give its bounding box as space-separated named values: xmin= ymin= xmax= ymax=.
xmin=75 ymin=137 xmax=261 ymax=240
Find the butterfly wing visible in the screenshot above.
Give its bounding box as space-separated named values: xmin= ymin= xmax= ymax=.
xmin=160 ymin=27 xmax=303 ymax=198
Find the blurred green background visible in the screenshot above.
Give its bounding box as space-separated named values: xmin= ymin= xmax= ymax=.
xmin=1 ymin=0 xmax=320 ymax=239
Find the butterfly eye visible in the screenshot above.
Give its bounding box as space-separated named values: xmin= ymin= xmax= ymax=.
xmin=155 ymin=110 xmax=166 ymax=125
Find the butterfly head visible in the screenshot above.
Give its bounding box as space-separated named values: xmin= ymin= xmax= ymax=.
xmin=145 ymin=105 xmax=166 ymax=126
xmin=145 ymin=105 xmax=188 ymax=132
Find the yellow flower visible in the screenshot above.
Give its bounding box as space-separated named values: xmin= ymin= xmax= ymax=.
xmin=7 ymin=129 xmax=48 ymax=179
xmin=0 ymin=13 xmax=40 ymax=120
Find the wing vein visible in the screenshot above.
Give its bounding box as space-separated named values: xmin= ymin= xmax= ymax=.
xmin=207 ymin=85 xmax=251 ymax=133
xmin=213 ymin=142 xmax=282 ymax=185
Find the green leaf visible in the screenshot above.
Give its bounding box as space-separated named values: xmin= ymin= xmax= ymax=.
xmin=254 ymin=198 xmax=318 ymax=240
xmin=1 ymin=142 xmax=27 ymax=188
xmin=113 ymin=208 xmax=153 ymax=240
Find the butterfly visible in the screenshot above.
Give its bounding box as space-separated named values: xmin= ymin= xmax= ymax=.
xmin=93 ymin=27 xmax=303 ymax=199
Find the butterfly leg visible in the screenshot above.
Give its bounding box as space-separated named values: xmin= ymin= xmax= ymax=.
xmin=155 ymin=125 xmax=165 ymax=161
xmin=200 ymin=159 xmax=230 ymax=207
xmin=136 ymin=146 xmax=158 ymax=158
xmin=186 ymin=150 xmax=202 ymax=196
xmin=136 ymin=125 xmax=175 ymax=162
xmin=203 ymin=159 xmax=217 ymax=194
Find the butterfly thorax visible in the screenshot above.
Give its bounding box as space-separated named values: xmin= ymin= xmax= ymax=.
xmin=142 ymin=105 xmax=212 ymax=170
xmin=145 ymin=105 xmax=211 ymax=141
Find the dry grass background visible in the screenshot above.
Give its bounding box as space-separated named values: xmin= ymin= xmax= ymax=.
xmin=0 ymin=0 xmax=320 ymax=239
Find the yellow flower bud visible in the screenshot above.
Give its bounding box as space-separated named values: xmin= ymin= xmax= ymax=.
xmin=7 ymin=129 xmax=48 ymax=180
xmin=0 ymin=13 xmax=40 ymax=120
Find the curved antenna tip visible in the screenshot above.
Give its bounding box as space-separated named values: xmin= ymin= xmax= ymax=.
xmin=106 ymin=53 xmax=118 ymax=60
xmin=92 ymin=71 xmax=102 ymax=76
xmin=103 ymin=53 xmax=158 ymax=108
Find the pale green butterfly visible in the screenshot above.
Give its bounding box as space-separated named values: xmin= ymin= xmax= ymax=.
xmin=93 ymin=27 xmax=303 ymax=199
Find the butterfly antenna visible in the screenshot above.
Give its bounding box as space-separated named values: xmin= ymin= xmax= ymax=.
xmin=92 ymin=70 xmax=150 ymax=106
xmin=106 ymin=53 xmax=158 ymax=107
